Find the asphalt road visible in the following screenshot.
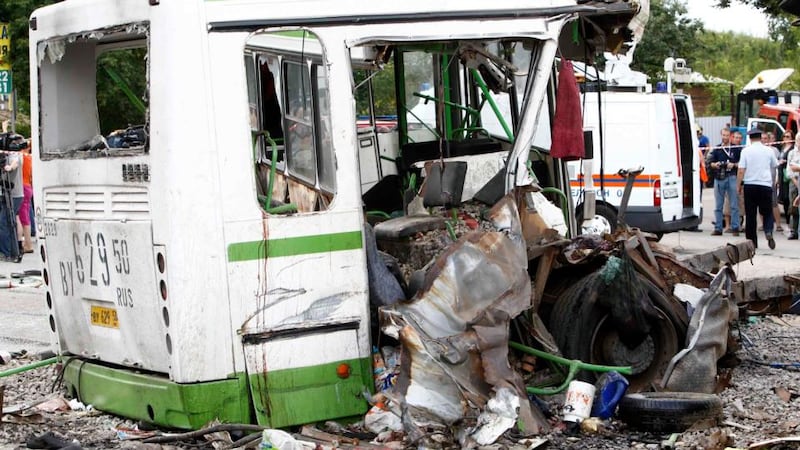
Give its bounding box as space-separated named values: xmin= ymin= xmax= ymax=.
xmin=1 ymin=188 xmax=798 ymax=356
xmin=660 ymin=187 xmax=800 ymax=281
xmin=0 ymin=243 xmax=51 ymax=357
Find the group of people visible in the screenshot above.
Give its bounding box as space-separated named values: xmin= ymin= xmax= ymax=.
xmin=0 ymin=131 xmax=35 ymax=263
xmin=700 ymin=124 xmax=800 ymax=250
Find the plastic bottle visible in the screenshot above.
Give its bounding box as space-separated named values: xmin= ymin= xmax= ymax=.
xmin=591 ymin=371 xmax=629 ymax=419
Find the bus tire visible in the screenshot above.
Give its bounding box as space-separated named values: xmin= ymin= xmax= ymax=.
xmin=549 ymin=271 xmax=688 ymax=392
xmin=618 ymin=392 xmax=722 ymax=432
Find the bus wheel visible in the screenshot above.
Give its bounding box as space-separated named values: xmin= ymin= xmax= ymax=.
xmin=577 ymin=203 xmax=617 ymax=235
xmin=549 ymin=271 xmax=688 ymax=392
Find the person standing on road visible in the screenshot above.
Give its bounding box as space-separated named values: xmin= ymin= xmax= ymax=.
xmin=777 ymin=130 xmax=794 ymax=227
xmin=709 ymin=127 xmax=740 ymax=236
xmin=0 ymin=147 xmax=23 ymax=262
xmin=738 ymin=128 xmax=779 ymax=249
xmin=19 ymin=139 xmax=34 ymax=253
xmin=787 ymin=133 xmax=800 ymax=240
xmin=764 ymin=131 xmax=785 ymax=232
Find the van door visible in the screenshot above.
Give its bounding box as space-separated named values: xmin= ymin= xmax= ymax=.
xmin=673 ymin=95 xmax=699 ymax=219
xmin=655 ymin=95 xmax=683 ymax=223
xmin=746 ymin=118 xmax=785 ymax=145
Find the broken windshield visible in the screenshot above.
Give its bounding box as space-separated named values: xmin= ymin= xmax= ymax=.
xmin=37 ymin=23 xmax=148 ymax=159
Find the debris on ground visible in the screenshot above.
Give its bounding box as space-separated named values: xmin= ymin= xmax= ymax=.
xmin=4 ymin=183 xmax=800 ymax=449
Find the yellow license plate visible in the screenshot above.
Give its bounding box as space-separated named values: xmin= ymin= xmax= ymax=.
xmin=90 ymin=306 xmax=119 ymax=329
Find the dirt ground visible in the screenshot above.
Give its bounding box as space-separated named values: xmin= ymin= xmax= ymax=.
xmin=0 ymin=313 xmax=798 ymax=449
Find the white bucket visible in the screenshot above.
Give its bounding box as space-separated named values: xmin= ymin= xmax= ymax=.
xmin=563 ymin=380 xmax=596 ymax=423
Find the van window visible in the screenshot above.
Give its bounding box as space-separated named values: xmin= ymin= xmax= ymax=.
xmin=37 ymin=24 xmax=148 ymax=158
xmin=244 ymin=30 xmax=336 ymax=213
xmin=778 ymin=112 xmax=789 ymax=132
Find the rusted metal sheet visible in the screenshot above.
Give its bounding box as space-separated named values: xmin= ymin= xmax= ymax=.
xmin=734 ymin=274 xmax=800 ymax=314
xmin=655 ymin=254 xmax=714 ymax=289
xmin=628 ymin=249 xmax=667 ymax=291
xmin=680 ymin=241 xmax=756 ymax=274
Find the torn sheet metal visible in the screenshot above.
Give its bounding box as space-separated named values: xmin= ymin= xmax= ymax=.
xmin=662 ymin=266 xmax=738 ymax=393
xmin=380 ymin=195 xmax=547 ymax=445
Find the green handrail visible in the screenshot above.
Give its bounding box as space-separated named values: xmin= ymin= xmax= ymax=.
xmin=470 ymin=69 xmax=514 ymax=142
xmin=509 ymin=341 xmax=631 ymax=395
xmin=252 ymin=131 xmax=297 ymax=215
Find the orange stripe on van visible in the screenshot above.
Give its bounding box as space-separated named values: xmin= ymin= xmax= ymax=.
xmin=569 ymin=174 xmax=661 ymax=188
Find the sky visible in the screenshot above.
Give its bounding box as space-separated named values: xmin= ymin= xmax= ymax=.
xmin=685 ymin=0 xmax=770 ymax=38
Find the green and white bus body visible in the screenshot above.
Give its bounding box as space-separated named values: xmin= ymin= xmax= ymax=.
xmin=29 ymin=0 xmax=644 ymax=430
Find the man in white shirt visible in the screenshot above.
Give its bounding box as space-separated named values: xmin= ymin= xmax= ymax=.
xmin=737 ymin=128 xmax=779 ymax=249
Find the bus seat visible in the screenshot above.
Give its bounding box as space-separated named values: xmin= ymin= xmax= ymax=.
xmin=398 ymin=138 xmax=502 ymax=172
xmin=373 ymin=215 xmax=447 ymax=240
xmin=422 ymin=161 xmax=467 ymax=208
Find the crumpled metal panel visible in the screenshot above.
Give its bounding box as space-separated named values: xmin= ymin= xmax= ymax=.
xmin=662 ymin=266 xmax=738 ymax=393
xmin=564 ymin=0 xmax=650 ymax=59
xmin=380 ymin=195 xmax=547 ymax=445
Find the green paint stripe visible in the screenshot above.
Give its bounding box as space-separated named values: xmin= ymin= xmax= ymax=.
xmin=227 ymin=230 xmax=362 ymax=262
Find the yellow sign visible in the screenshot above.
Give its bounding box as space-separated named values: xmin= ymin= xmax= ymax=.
xmin=90 ymin=305 xmax=120 ymax=329
xmin=0 ymin=23 xmax=9 ymax=70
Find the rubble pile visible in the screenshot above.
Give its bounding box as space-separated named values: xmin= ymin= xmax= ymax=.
xmin=1 ymin=314 xmax=799 ymax=448
xmin=3 ymin=191 xmax=800 ymax=449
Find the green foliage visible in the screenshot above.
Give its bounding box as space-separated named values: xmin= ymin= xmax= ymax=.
xmin=631 ymin=0 xmax=704 ymax=81
xmin=354 ymin=64 xmax=397 ymax=117
xmin=0 ymin=0 xmax=58 ymax=114
xmin=97 ymin=48 xmax=147 ymax=134
xmin=633 ymin=0 xmax=800 ymax=116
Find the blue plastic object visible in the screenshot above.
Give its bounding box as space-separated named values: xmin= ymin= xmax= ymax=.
xmin=591 ymin=371 xmax=629 ymax=419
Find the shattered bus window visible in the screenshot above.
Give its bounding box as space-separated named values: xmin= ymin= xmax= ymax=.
xmin=38 ymin=24 xmax=148 ymax=158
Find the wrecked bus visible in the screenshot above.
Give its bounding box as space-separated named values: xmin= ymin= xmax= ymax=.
xmin=29 ymin=0 xmax=656 ymax=432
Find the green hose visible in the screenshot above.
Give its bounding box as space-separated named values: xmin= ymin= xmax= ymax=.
xmin=0 ymin=357 xmax=59 ymax=378
xmin=509 ymin=341 xmax=631 ymax=395
xmin=366 ymin=210 xmax=391 ymax=219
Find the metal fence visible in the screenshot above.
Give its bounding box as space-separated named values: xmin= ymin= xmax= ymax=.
xmin=697 ymin=116 xmax=733 ymax=147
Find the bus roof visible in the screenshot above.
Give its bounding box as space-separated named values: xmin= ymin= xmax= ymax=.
xmin=30 ymin=0 xmax=647 ymax=58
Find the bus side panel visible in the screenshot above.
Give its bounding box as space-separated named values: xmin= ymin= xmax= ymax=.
xmin=148 ymin=0 xmax=237 ymax=382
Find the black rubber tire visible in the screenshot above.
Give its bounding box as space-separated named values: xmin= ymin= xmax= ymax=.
xmin=576 ymin=202 xmax=618 ymax=234
xmin=549 ymin=271 xmax=688 ymax=392
xmin=618 ymin=392 xmax=723 ymax=432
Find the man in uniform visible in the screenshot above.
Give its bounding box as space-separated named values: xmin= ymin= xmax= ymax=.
xmin=738 ymin=128 xmax=779 ymax=249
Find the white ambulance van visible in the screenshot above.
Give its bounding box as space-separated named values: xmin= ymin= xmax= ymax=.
xmin=569 ymin=87 xmax=702 ymax=237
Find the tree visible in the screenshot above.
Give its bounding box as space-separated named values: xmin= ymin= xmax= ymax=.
xmin=631 ymin=0 xmax=704 ymax=81
xmin=0 ymin=0 xmax=58 ymax=135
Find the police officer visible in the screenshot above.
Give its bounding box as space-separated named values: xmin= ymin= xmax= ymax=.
xmin=737 ymin=128 xmax=779 ymax=250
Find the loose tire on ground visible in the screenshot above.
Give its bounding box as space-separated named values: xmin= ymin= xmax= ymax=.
xmin=618 ymin=392 xmax=723 ymax=432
